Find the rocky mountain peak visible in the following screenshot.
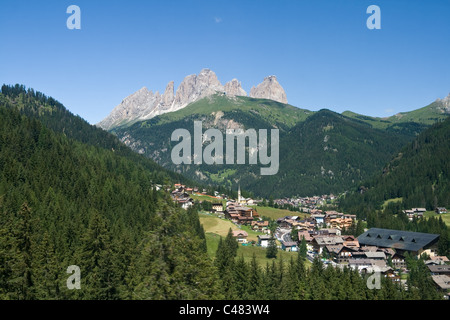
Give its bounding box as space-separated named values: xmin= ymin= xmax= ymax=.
xmin=435 ymin=93 xmax=450 ymax=114
xmin=224 ymin=79 xmax=247 ymax=97
xmin=249 ymin=75 xmax=288 ymax=104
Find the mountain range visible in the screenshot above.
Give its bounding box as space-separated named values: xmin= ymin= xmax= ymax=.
xmin=96 ymin=69 xmax=449 ymax=198
xmin=97 ymin=69 xmax=288 ymax=130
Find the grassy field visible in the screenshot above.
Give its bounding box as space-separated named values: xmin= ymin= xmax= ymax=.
xmin=200 ymin=212 xmax=311 ymax=268
xmin=199 ymin=213 xmax=240 ymax=237
xmin=253 ymin=206 xmax=308 ymax=220
xmin=199 ymin=212 xmax=260 ymax=241
xmin=205 ymin=232 xmax=311 ymax=268
xmin=423 ymin=211 xmax=450 ymax=227
xmin=382 ymin=197 xmax=403 ymax=209
xmin=191 ymin=193 xmax=226 ymax=206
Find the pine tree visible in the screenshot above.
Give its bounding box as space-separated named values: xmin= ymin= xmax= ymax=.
xmin=31 ymin=231 xmax=61 ymax=299
xmin=233 ymin=255 xmax=250 ymax=299
xmin=76 ymin=209 xmax=115 ymax=299
xmin=299 ymin=236 xmax=307 ymax=260
xmin=266 ymin=237 xmax=278 ymax=259
xmin=7 ymin=203 xmax=34 ymax=299
xmin=247 ymin=253 xmax=264 ymax=300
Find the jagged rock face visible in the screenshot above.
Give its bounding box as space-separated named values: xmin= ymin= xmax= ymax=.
xmin=97 ymin=69 xmax=225 ymax=130
xmin=161 ymin=81 xmax=175 ymax=109
xmin=224 ymin=79 xmax=247 ymax=97
xmin=249 ymin=75 xmax=288 ymax=104
xmin=97 ymin=87 xmax=160 ymax=130
xmin=172 ymin=69 xmax=224 ymax=111
xmin=436 ymin=93 xmax=450 ymax=113
xmin=97 ymin=69 xmax=288 ymax=130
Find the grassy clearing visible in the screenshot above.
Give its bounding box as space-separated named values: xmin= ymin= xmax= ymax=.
xmin=253 ymin=206 xmax=308 ymax=220
xmin=204 ymin=232 xmax=311 ymax=269
xmin=199 ymin=213 xmax=239 ymax=237
xmin=201 ymin=213 xmax=311 ymax=268
xmin=382 ymin=197 xmax=403 ymax=209
xmin=199 ymin=212 xmax=261 ymax=242
xmin=191 ymin=193 xmax=226 ymax=205
xmin=209 ymin=169 xmax=237 ymax=184
xmin=423 ymin=211 xmax=450 ymax=227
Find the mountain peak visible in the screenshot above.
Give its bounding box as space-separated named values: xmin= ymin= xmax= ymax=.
xmin=224 ymin=78 xmax=247 ymax=97
xmin=249 ymin=75 xmax=288 ymax=104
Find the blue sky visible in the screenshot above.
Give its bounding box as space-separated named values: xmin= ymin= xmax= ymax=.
xmin=1 ymin=0 xmax=449 ymax=124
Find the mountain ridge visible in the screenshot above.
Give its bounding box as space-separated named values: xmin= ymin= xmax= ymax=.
xmin=97 ymin=69 xmax=288 ymax=130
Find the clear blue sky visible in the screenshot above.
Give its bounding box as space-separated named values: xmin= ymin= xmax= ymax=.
xmin=1 ymin=0 xmax=449 ymax=124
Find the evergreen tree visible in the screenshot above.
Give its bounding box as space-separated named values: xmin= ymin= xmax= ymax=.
xmin=76 ymin=209 xmax=115 ymax=299
xmin=299 ymin=236 xmax=307 ymax=260
xmin=266 ymin=237 xmax=278 ymax=259
xmin=247 ymin=253 xmax=264 ymax=300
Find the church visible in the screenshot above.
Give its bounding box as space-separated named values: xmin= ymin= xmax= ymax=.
xmin=237 ymin=185 xmax=254 ymax=205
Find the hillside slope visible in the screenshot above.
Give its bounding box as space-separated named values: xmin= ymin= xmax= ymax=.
xmin=113 ymin=94 xmax=415 ymax=197
xmin=0 ymin=85 xmax=220 ymax=300
xmin=248 ymin=110 xmax=413 ymax=197
xmin=340 ymin=116 xmax=450 ymax=216
xmin=342 ymin=93 xmax=450 ymax=134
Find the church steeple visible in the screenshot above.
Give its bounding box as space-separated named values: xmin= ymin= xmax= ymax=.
xmin=238 ymin=184 xmax=241 ymax=203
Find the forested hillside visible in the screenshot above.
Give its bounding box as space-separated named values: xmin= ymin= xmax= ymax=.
xmin=338 ymin=117 xmax=450 ymax=257
xmin=0 ymin=86 xmax=220 ymax=299
xmin=249 ymin=110 xmax=413 ymax=197
xmin=339 ymin=116 xmax=450 ymax=216
xmin=114 ymin=98 xmax=416 ymax=198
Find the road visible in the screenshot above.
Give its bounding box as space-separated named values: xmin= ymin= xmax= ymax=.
xmin=275 ymin=227 xmax=292 ymax=243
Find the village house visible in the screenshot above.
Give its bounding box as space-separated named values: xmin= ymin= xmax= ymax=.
xmin=425 ymin=255 xmax=450 ymax=265
xmin=258 ymin=235 xmax=272 ymax=248
xmin=251 ymin=220 xmax=269 ymax=233
xmin=171 ymin=185 xmax=194 ymax=210
xmin=281 ymin=241 xmax=298 ymax=252
xmin=435 ymin=207 xmax=448 ymax=214
xmin=232 ymin=230 xmax=249 ymax=244
xmin=211 ymin=203 xmax=224 ymax=213
xmin=325 ymin=245 xmax=359 ymax=263
xmin=311 ymin=214 xmax=325 ymax=226
xmin=321 ymin=228 xmax=341 ymax=236
xmin=431 ymin=275 xmax=450 ymax=298
xmin=347 ymin=258 xmax=391 ymax=274
xmin=390 ymin=252 xmax=407 ymax=269
xmin=342 ymin=235 xmax=359 ymax=248
xmin=403 ymin=208 xmax=426 ymax=220
xmin=427 ymin=265 xmax=450 ymax=276
xmin=225 ymin=202 xmax=259 ymax=225
xmin=177 ymin=198 xmax=194 ymax=210
xmin=311 ymin=235 xmax=344 ymax=254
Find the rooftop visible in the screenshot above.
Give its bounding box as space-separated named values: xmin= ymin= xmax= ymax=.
xmin=357 ymin=228 xmax=440 ymax=252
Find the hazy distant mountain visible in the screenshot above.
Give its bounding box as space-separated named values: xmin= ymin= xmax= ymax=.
xmin=97 ymin=69 xmax=288 ymax=130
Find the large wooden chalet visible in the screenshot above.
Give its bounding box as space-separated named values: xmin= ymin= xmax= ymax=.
xmin=225 ymin=202 xmax=259 ymax=225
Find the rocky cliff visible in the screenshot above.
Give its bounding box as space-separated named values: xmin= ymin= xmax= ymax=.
xmin=249 ymin=75 xmax=288 ymax=104
xmin=97 ymin=69 xmax=288 ymax=130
